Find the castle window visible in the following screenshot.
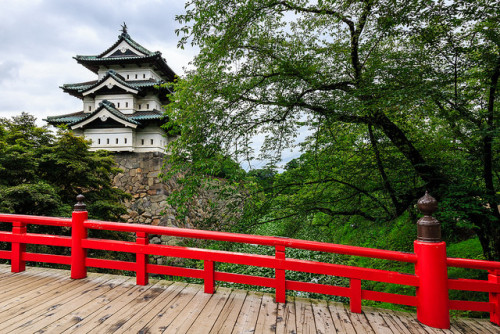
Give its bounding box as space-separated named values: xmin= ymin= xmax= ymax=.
xmin=117 ymin=102 xmax=120 ymax=108
xmin=98 ymin=139 xmax=101 ymax=144
xmin=116 ymin=138 xmax=119 ymax=144
xmin=89 ymin=106 xmax=92 ymax=111
xmin=127 ymin=74 xmax=129 ymax=79
xmin=138 ymin=104 xmax=142 ymax=110
xmin=124 ymin=138 xmax=127 ymax=144
xmin=106 ymin=138 xmax=110 ymax=144
xmin=143 ymin=73 xmax=146 ymax=79
xmin=141 ymin=139 xmax=144 ymax=145
xmin=135 ymin=74 xmax=138 ymax=79
xmin=147 ymin=104 xmax=150 ymax=109
xmin=126 ymin=102 xmax=129 ymax=108
xmin=150 ymin=139 xmax=154 ymax=145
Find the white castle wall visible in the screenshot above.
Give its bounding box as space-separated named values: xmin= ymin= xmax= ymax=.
xmin=82 ymin=125 xmax=167 ymax=153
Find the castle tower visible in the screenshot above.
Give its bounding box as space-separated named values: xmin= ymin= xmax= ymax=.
xmin=45 ymin=24 xmax=175 ymax=153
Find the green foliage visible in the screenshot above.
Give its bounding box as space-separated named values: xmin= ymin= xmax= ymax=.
xmin=0 ymin=113 xmax=133 ymax=269
xmin=0 ymin=113 xmax=128 ymax=220
xmin=166 ymin=0 xmax=500 ymax=260
xmin=0 ymin=182 xmax=64 ymax=216
xmin=246 ymin=168 xmax=276 ymax=192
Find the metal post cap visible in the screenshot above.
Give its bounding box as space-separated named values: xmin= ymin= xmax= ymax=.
xmin=417 ymin=191 xmax=438 ymax=215
xmin=417 ymin=192 xmax=441 ymax=242
xmin=74 ymin=194 xmax=87 ymax=211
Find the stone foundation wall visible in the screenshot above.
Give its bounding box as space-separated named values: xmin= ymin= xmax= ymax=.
xmin=112 ymin=152 xmax=242 ymax=264
xmin=114 ymin=153 xmax=169 ymax=223
xmin=112 ymin=152 xmax=183 ymax=258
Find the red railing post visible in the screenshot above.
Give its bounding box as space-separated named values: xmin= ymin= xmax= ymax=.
xmin=350 ymin=278 xmax=362 ymax=313
xmin=11 ymin=221 xmax=26 ymax=272
xmin=275 ymin=245 xmax=286 ymax=303
xmin=414 ymin=192 xmax=449 ymax=329
xmin=489 ymin=269 xmax=500 ymax=325
xmin=136 ymin=232 xmax=149 ymax=285
xmin=71 ymin=195 xmax=88 ymax=279
xmin=204 ymin=260 xmax=214 ymax=294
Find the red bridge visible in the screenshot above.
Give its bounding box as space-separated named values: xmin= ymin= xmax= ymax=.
xmin=0 ymin=194 xmax=499 ymax=333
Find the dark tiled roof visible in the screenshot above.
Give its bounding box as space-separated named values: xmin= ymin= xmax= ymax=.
xmin=61 ymin=70 xmax=164 ymax=98
xmin=75 ymin=33 xmax=156 ymax=66
xmin=97 ymin=32 xmax=155 ymax=58
xmin=129 ymin=110 xmax=165 ymax=121
xmin=68 ymin=100 xmax=141 ymax=127
xmin=61 ymin=80 xmax=96 ymax=91
xmin=75 ymin=52 xmax=161 ymax=62
xmin=62 ymin=79 xmax=161 ymax=92
xmin=79 ymin=70 xmax=139 ymax=94
xmin=131 ymin=80 xmax=164 ymax=88
xmin=74 ymin=32 xmax=177 ymax=80
xmin=45 ymin=104 xmax=166 ymax=127
xmin=44 ymin=111 xmax=86 ymax=124
xmin=74 ymin=53 xmax=176 ymax=81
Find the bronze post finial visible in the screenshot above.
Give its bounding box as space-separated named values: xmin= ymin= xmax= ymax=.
xmin=417 ymin=192 xmax=441 ymax=242
xmin=74 ymin=194 xmax=86 ymax=211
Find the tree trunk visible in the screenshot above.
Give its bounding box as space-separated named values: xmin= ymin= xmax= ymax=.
xmin=472 ymin=211 xmax=500 ymax=261
xmin=370 ymin=111 xmax=446 ymax=193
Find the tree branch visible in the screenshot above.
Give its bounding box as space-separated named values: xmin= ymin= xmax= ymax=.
xmin=350 ymin=0 xmax=372 ymax=82
xmin=483 ymin=54 xmax=500 ymax=218
xmin=368 ymin=125 xmax=400 ymax=216
xmin=307 ymin=207 xmax=377 ymax=222
xmin=271 ymin=176 xmax=392 ymax=217
xmin=237 ymin=96 xmax=369 ymax=124
xmin=273 ymin=1 xmax=355 ymax=31
xmin=368 ymin=110 xmax=446 ymax=191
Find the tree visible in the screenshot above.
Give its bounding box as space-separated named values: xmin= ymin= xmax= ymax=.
xmin=167 ymin=1 xmax=500 ymax=259
xmin=0 ymin=113 xmax=128 ymax=220
xmin=404 ymin=0 xmax=500 ymax=260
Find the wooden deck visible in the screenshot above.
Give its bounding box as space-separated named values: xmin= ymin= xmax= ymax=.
xmin=0 ymin=265 xmax=497 ymax=334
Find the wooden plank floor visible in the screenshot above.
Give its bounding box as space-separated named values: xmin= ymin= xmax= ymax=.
xmin=0 ymin=265 xmax=498 ymax=333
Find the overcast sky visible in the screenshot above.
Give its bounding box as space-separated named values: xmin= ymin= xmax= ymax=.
xmin=0 ymin=0 xmax=196 ymax=123
xmin=0 ymin=0 xmax=302 ymax=170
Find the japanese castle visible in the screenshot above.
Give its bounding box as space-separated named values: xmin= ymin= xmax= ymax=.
xmin=45 ymin=24 xmax=175 ymax=153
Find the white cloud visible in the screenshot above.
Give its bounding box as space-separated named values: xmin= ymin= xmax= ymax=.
xmin=0 ymin=0 xmax=196 ymax=123
xmin=0 ymin=61 xmax=21 ymax=83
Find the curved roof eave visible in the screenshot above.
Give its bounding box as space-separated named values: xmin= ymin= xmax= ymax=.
xmin=81 ymin=70 xmax=139 ymax=96
xmin=97 ymin=33 xmax=155 ymax=58
xmin=70 ymin=101 xmax=141 ymax=129
xmin=74 ymin=54 xmax=176 ymax=81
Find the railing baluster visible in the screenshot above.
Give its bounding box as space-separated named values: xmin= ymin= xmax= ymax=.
xmin=414 ymin=192 xmax=449 ymax=329
xmin=350 ymin=278 xmax=362 ymax=313
xmin=204 ymin=260 xmax=214 ymax=294
xmin=136 ymin=232 xmax=149 ymax=285
xmin=275 ymin=245 xmax=286 ymax=303
xmin=11 ymin=221 xmax=26 ymax=273
xmin=71 ymin=195 xmax=88 ymax=279
xmin=489 ymin=269 xmax=500 ymax=325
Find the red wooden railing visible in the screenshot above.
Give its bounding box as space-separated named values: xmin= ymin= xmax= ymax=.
xmin=0 ymin=194 xmax=499 ymax=330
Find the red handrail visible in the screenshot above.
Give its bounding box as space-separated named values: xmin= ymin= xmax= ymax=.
xmin=447 ymin=257 xmax=500 ymax=270
xmin=0 ymin=210 xmax=499 ymax=329
xmin=85 ymin=219 xmax=418 ymax=263
xmin=0 ymin=213 xmax=71 ymax=227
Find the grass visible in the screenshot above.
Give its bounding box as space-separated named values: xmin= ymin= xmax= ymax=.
xmin=198 ymin=215 xmax=493 ymax=319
